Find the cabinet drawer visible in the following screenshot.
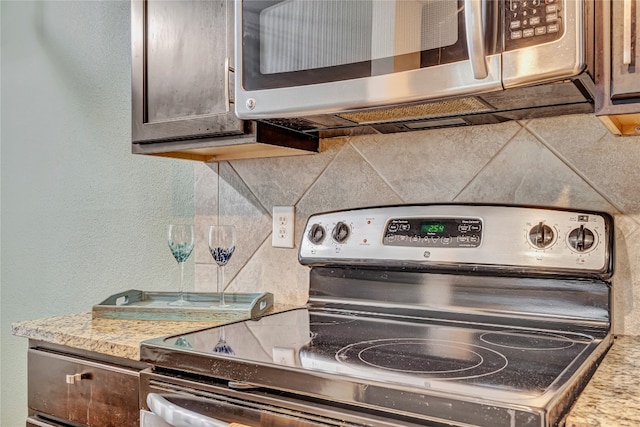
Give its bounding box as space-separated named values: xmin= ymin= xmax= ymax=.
xmin=28 ymin=349 xmax=140 ymax=427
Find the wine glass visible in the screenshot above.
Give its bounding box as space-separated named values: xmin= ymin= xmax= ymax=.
xmin=167 ymin=224 xmax=195 ymax=306
xmin=208 ymin=225 xmax=236 ymax=307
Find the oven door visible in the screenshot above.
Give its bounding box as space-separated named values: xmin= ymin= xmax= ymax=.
xmin=235 ymin=0 xmax=503 ymax=118
xmin=142 ymin=393 xmax=340 ymax=427
xmin=140 ymin=369 xmax=426 ymax=427
xmin=141 ymin=377 xmax=332 ymax=427
xmin=141 ymin=394 xmax=332 ymax=427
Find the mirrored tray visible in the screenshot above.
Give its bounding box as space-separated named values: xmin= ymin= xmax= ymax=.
xmin=92 ymin=289 xmax=273 ymax=322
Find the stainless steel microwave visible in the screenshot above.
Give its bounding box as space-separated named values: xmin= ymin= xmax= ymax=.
xmin=235 ymin=0 xmax=595 ymax=135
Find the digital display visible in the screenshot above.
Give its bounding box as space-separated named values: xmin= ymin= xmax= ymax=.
xmin=421 ymin=223 xmax=446 ymax=234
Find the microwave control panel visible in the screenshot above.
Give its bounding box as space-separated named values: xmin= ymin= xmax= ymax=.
xmin=505 ymin=0 xmax=563 ymax=50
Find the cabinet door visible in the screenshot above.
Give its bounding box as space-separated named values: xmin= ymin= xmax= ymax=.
xmin=132 ymin=0 xmax=244 ymax=143
xmin=595 ymin=0 xmax=640 ymax=135
xmin=28 ymin=349 xmax=140 ymax=427
xmin=610 ymin=0 xmax=640 ymax=99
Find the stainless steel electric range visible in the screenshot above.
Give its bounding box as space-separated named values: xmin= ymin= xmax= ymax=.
xmin=140 ymin=204 xmax=614 ymax=427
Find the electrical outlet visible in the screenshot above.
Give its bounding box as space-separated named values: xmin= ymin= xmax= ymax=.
xmin=272 ymin=206 xmax=295 ymax=248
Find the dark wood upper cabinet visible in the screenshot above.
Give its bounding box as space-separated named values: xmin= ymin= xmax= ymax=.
xmin=131 ymin=0 xmax=318 ymax=161
xmin=595 ymin=0 xmax=640 ymax=136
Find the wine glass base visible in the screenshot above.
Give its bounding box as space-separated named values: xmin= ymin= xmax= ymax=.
xmin=168 ymin=298 xmax=193 ymax=307
xmin=211 ymin=301 xmax=232 ymax=308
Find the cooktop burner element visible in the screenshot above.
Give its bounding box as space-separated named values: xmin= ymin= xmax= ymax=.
xmin=141 ymin=204 xmax=614 ymax=427
xmin=480 ymin=331 xmax=576 ymax=351
xmin=335 ymin=338 xmax=509 ymax=380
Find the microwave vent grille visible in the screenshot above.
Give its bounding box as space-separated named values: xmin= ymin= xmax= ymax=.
xmin=337 ymin=97 xmax=493 ymax=124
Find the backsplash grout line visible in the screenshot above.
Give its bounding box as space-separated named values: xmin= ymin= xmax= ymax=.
xmin=215 ymin=162 xmax=220 ymax=220
xmin=349 ymin=139 xmax=407 ymax=204
xmin=211 ymin=160 xmax=273 ymax=289
xmin=225 ymin=160 xmax=271 ymax=218
xmin=292 ymin=139 xmax=351 ymax=208
xmin=193 ymin=227 xmax=271 ymax=290
xmin=228 ymin=231 xmax=271 ymax=289
xmin=526 ymin=125 xmax=628 ymax=216
xmin=452 ymin=126 xmax=524 ymax=201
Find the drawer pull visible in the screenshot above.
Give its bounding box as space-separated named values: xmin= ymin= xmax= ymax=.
xmin=65 ymin=373 xmax=87 ymax=384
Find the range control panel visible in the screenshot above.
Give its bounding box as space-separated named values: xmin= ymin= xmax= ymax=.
xmin=384 ymin=217 xmax=482 ymax=248
xmin=299 ymin=205 xmax=613 ymax=276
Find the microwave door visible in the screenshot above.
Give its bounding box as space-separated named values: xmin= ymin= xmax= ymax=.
xmin=235 ymin=0 xmax=502 ymax=119
xmin=502 ymin=0 xmax=587 ymax=88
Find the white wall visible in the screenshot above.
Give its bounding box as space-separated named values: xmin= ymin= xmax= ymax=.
xmin=1 ymin=1 xmax=194 ymax=425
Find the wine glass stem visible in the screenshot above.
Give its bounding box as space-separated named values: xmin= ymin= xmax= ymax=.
xmin=179 ymin=261 xmax=185 ymax=301
xmin=218 ymin=265 xmax=226 ymax=307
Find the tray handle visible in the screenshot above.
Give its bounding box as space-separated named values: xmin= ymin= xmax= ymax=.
xmin=250 ymin=293 xmax=274 ymax=318
xmin=97 ymin=289 xmax=144 ymax=306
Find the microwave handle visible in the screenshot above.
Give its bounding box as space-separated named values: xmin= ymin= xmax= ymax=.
xmin=147 ymin=393 xmax=232 ymax=427
xmin=464 ymin=0 xmax=488 ymax=79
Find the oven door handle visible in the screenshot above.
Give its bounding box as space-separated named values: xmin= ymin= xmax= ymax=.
xmin=147 ymin=393 xmax=233 ymax=427
xmin=464 ymin=0 xmax=488 ymax=79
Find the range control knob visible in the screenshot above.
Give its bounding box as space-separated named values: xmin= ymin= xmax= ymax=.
xmin=332 ymin=221 xmax=350 ymax=243
xmin=568 ymin=225 xmax=595 ymax=252
xmin=528 ymin=222 xmax=555 ymax=248
xmin=308 ymin=224 xmax=326 ymax=244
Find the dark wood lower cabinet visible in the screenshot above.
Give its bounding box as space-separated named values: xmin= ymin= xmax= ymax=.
xmin=27 ymin=345 xmax=145 ymax=427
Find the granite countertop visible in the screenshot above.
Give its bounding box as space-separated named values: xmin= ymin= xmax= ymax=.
xmin=565 ymin=335 xmax=640 ymax=427
xmin=11 ymin=312 xmax=224 ymax=360
xmin=11 ymin=302 xmax=298 ymax=360
xmin=12 ymin=314 xmax=640 ymax=425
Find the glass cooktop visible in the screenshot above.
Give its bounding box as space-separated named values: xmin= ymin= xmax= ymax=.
xmin=152 ymin=307 xmax=602 ymax=403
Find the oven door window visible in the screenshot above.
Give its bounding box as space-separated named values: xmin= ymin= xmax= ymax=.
xmin=242 ymin=0 xmax=490 ymax=91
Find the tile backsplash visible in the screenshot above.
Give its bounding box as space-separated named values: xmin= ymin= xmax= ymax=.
xmin=194 ymin=113 xmax=640 ymax=336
